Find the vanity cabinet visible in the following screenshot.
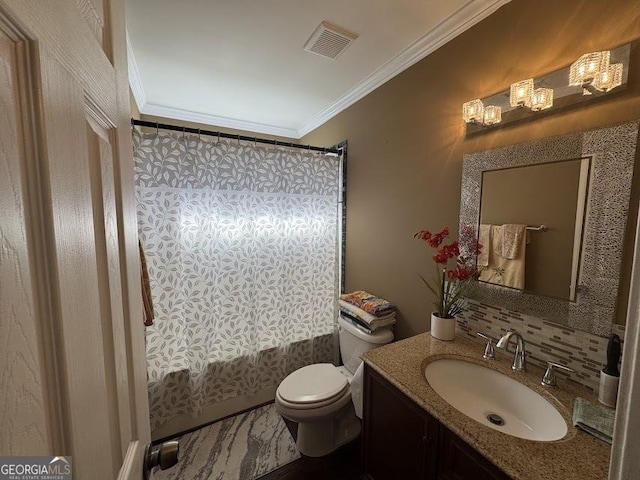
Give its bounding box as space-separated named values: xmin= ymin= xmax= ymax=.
xmin=438 ymin=427 xmax=511 ymax=480
xmin=362 ymin=365 xmax=511 ymax=480
xmin=362 ymin=363 xmax=439 ymax=479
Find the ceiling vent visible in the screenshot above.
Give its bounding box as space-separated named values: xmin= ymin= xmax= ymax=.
xmin=303 ymin=21 xmax=358 ymax=60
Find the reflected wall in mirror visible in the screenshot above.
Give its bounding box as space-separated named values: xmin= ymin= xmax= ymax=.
xmin=478 ymin=158 xmax=590 ymax=301
xmin=460 ymin=121 xmax=638 ymax=336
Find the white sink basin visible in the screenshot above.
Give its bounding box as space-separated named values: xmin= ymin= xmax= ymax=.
xmin=424 ymin=359 xmax=567 ymax=441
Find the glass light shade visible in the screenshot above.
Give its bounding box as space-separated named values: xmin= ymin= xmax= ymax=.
xmin=462 ymin=99 xmax=484 ymax=123
xmin=530 ymin=88 xmax=554 ymax=111
xmin=593 ymin=63 xmax=623 ymax=92
xmin=509 ymin=79 xmax=534 ymax=107
xmin=569 ymin=51 xmax=610 ymax=86
xmin=483 ymin=105 xmax=502 ymax=125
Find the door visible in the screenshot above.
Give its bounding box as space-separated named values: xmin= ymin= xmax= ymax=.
xmin=362 ymin=366 xmax=438 ymax=480
xmin=0 ymin=1 xmax=150 ymax=480
xmin=438 ymin=427 xmax=511 ymax=480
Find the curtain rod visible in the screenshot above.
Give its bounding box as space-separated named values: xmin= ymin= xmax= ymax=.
xmin=131 ymin=119 xmax=341 ymax=155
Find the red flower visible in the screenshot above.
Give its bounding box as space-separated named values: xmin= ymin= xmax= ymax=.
xmin=433 ymin=251 xmax=449 ymax=264
xmin=414 ymin=230 xmax=432 ymax=242
xmin=415 ymin=225 xmax=481 ymax=319
xmin=429 ymin=227 xmax=449 ymax=248
xmin=414 ymin=227 xmax=450 ymax=248
xmin=447 ymin=265 xmax=476 ymax=281
xmin=440 ymin=241 xmax=459 ymax=259
xmin=414 ymin=226 xmax=482 ymax=318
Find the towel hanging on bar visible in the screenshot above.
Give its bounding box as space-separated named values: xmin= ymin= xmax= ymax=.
xmin=139 ymin=239 xmax=155 ymax=327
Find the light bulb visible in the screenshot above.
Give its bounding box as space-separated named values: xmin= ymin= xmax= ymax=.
xmin=530 ymin=88 xmax=554 ymax=111
xmin=462 ymin=99 xmax=485 ymax=123
xmin=510 ymin=79 xmax=534 ymax=107
xmin=483 ymin=105 xmax=502 ymax=125
xmin=593 ymin=63 xmax=623 ymax=92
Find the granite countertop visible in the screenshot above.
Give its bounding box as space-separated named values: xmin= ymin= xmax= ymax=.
xmin=361 ymin=333 xmax=611 ymax=480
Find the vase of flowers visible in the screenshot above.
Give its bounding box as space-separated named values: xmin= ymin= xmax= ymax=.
xmin=414 ymin=226 xmax=482 ymax=341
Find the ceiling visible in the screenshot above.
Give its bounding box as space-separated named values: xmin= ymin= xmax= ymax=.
xmin=126 ymin=0 xmax=510 ymax=139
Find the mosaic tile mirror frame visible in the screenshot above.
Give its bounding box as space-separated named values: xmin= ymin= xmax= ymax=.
xmin=460 ymin=121 xmax=639 ymax=336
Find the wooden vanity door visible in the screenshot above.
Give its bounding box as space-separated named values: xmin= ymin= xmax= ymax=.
xmin=0 ymin=1 xmax=150 ymax=480
xmin=438 ymin=427 xmax=512 ymax=480
xmin=362 ymin=366 xmax=438 ymax=480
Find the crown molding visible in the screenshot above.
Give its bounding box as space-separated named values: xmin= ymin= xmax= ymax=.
xmin=140 ymin=103 xmax=300 ymax=139
xmin=126 ymin=31 xmax=147 ymax=111
xmin=127 ymin=0 xmax=510 ymax=139
xmin=297 ymin=0 xmax=512 ymax=137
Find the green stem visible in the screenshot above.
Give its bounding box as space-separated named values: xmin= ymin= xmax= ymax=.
xmin=441 ymin=267 xmax=446 ymax=317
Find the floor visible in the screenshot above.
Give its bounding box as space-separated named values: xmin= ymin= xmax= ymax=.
xmin=155 ymin=403 xmax=364 ymax=480
xmin=154 ymin=403 xmax=299 ymax=480
xmin=256 ymin=417 xmax=364 ymax=480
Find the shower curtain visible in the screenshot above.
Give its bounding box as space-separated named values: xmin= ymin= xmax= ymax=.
xmin=133 ymin=129 xmax=340 ymax=430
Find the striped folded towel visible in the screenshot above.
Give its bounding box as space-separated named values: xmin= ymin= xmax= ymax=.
xmin=340 ymin=311 xmax=396 ymax=334
xmin=572 ymin=397 xmax=615 ymax=444
xmin=340 ymin=290 xmax=396 ymax=316
xmin=339 ymin=299 xmax=396 ymax=331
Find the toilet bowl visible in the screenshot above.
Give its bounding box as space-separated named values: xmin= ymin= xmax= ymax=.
xmin=275 ymin=316 xmax=394 ymax=457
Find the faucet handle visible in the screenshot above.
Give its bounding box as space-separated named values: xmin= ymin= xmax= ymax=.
xmin=542 ymin=361 xmax=575 ymax=387
xmin=477 ymin=332 xmax=496 ymax=360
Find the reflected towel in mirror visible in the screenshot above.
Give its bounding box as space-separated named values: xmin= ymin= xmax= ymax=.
xmin=478 ymin=224 xmax=492 ymax=266
xmin=502 ymin=224 xmax=527 ymax=259
xmin=479 ymin=225 xmax=526 ymax=289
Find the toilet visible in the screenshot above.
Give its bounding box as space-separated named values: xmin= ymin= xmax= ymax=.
xmin=275 ymin=315 xmax=394 ymax=457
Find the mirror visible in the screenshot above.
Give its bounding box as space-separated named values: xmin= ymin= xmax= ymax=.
xmin=478 ymin=158 xmax=590 ymax=301
xmin=460 ymin=122 xmax=638 ymax=335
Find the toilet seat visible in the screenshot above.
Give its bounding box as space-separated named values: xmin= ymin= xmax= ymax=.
xmin=276 ymin=385 xmax=351 ymax=411
xmin=277 ymin=363 xmax=349 ymax=409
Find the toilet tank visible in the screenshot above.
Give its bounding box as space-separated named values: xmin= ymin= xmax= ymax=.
xmin=338 ymin=316 xmax=394 ymax=374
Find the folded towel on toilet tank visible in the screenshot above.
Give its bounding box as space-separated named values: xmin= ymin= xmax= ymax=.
xmin=339 ymin=311 xmax=396 ymax=334
xmin=340 ymin=290 xmax=396 ymax=316
xmin=338 ymin=299 xmax=397 ymax=332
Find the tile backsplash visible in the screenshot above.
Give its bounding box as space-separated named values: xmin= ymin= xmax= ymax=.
xmin=457 ymin=299 xmax=625 ymax=391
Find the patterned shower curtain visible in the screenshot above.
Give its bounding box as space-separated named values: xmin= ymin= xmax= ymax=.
xmin=133 ymin=130 xmax=339 ymax=430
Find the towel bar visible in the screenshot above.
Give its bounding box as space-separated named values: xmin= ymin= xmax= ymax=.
xmin=526 ymin=224 xmax=548 ymax=232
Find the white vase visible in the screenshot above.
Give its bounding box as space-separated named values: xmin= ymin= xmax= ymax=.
xmin=430 ymin=312 xmax=456 ymax=341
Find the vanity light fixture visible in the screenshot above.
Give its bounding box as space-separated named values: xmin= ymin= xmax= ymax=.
xmin=509 ymin=79 xmax=533 ymax=108
xmin=569 ymin=51 xmax=609 ymax=92
xmin=569 ymin=50 xmax=623 ymax=95
xmin=462 ymin=99 xmax=484 ymax=124
xmin=483 ymin=105 xmax=502 ymax=125
xmin=463 ymin=42 xmax=630 ymax=135
xmin=462 ymin=99 xmax=502 ymax=126
xmin=510 ymin=79 xmax=554 ymax=111
xmin=593 ymin=62 xmax=623 ymax=92
xmin=530 ymin=88 xmax=554 ymax=111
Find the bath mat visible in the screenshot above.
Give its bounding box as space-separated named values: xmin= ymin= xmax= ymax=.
xmin=153 ymin=403 xmax=299 ymax=480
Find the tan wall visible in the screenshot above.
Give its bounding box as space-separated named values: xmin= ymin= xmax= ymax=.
xmin=480 ymin=160 xmax=583 ymax=299
xmin=301 ymin=0 xmax=640 ymax=339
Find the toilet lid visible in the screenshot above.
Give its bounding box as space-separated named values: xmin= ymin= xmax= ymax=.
xmin=278 ymin=363 xmax=348 ymax=404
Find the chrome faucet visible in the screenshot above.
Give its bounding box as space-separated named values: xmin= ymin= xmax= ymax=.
xmin=496 ymin=330 xmax=527 ymax=372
